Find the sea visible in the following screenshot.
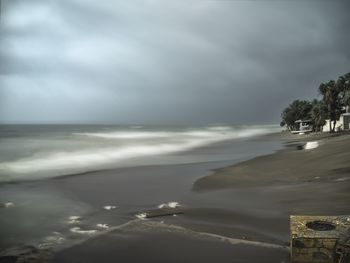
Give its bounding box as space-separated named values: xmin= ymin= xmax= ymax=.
xmin=0 ymin=124 xmax=280 ymax=183
xmin=0 ymin=124 xmax=283 ymax=254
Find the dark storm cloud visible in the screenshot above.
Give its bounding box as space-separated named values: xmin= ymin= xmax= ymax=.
xmin=0 ymin=0 xmax=349 ymax=124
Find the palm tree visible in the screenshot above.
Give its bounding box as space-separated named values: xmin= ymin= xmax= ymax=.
xmin=310 ymin=100 xmax=327 ymax=132
xmin=319 ymin=80 xmax=339 ymax=132
xmin=280 ymin=100 xmax=312 ymax=130
xmin=337 ymin=73 xmax=350 ymax=113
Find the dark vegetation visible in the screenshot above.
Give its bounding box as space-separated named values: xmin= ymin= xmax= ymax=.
xmin=281 ymin=72 xmax=350 ymax=132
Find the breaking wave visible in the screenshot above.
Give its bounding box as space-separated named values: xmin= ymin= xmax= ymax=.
xmin=0 ymin=125 xmax=279 ymax=182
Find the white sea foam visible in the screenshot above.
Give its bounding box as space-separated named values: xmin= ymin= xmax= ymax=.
xmin=38 ymin=234 xmax=65 ymax=249
xmin=334 ymin=177 xmax=349 ymax=182
xmin=68 ymin=216 xmax=81 ymax=220
xmin=70 ymin=227 xmax=97 ymax=234
xmin=75 ymin=131 xmax=173 ymax=139
xmin=96 ymin=223 xmax=109 ymax=229
xmin=67 ymin=216 xmax=81 ymax=224
xmin=103 ymin=205 xmax=117 ymax=210
xmin=136 ymin=213 xmax=147 ymax=220
xmin=158 ymin=202 xmax=181 ymax=209
xmin=0 ymin=125 xmax=280 ymax=182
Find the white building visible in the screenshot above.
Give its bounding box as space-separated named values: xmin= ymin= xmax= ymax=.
xmin=323 ymin=113 xmax=350 ymax=132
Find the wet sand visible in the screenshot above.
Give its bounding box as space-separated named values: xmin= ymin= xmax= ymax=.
xmin=194 ymin=132 xmax=350 ymax=210
xmin=52 ymin=220 xmax=289 ymax=263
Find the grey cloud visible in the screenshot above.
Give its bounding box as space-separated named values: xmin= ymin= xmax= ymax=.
xmin=0 ymin=0 xmax=349 ymax=124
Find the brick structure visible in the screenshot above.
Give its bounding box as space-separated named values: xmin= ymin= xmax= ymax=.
xmin=290 ymin=215 xmax=350 ymax=263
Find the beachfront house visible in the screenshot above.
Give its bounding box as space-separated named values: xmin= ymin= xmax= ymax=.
xmin=291 ymin=120 xmax=313 ymax=134
xmin=322 ymin=113 xmax=350 ymax=132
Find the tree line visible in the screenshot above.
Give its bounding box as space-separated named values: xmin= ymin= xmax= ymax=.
xmin=280 ymin=72 xmax=350 ymax=133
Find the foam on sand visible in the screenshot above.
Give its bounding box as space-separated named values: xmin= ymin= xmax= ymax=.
xmin=135 ymin=213 xmax=147 ymax=220
xmin=334 ymin=177 xmax=349 ymax=182
xmin=96 ymin=223 xmax=110 ymax=229
xmin=70 ymin=227 xmax=97 ymax=235
xmin=67 ymin=216 xmax=81 ymax=224
xmin=158 ymin=202 xmax=181 ymax=209
xmin=38 ymin=233 xmax=65 ymax=249
xmin=103 ymin=205 xmax=117 ymax=210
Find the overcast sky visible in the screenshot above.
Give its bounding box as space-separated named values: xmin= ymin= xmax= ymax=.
xmin=0 ymin=0 xmax=349 ymax=125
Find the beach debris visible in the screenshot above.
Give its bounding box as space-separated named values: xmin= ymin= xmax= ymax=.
xmin=158 ymin=201 xmax=181 ymax=209
xmin=140 ymin=209 xmax=183 ymax=219
xmin=290 ymin=215 xmax=350 ymax=263
xmin=96 ymin=223 xmax=110 ymax=229
xmin=70 ymin=227 xmax=97 ymax=235
xmin=0 ymin=202 xmax=15 ymax=208
xmin=103 ymin=205 xmax=117 ymax=210
xmin=135 ymin=202 xmax=183 ymax=220
xmin=67 ymin=216 xmax=81 ymax=224
xmin=304 ymin=141 xmax=319 ymax=150
xmin=136 ymin=213 xmax=148 ymax=220
xmin=296 ymin=144 xmax=304 ymax=150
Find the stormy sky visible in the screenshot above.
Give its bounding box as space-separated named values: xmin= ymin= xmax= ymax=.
xmin=0 ymin=0 xmax=349 ymax=125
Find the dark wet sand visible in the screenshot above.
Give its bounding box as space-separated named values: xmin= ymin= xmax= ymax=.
xmin=52 ymin=221 xmax=289 ymax=263
xmin=194 ymin=132 xmax=350 ymax=215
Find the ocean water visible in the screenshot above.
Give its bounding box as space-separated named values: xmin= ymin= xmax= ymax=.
xmin=0 ymin=124 xmax=284 ymax=253
xmin=0 ymin=124 xmax=280 ymax=183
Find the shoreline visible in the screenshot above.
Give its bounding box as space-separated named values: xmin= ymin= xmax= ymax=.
xmin=193 ymin=132 xmax=350 ymax=191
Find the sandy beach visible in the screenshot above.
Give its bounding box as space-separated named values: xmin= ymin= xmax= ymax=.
xmin=195 ymin=132 xmax=350 ymax=189
xmin=194 ymin=132 xmax=350 ymax=216
xmin=1 ymin=131 xmax=350 ymax=263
